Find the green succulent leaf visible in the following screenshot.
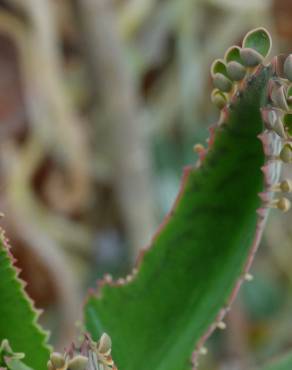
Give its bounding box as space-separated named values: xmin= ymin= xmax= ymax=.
xmin=0 ymin=233 xmax=50 ymax=370
xmin=211 ymin=59 xmax=228 ymax=77
xmin=242 ymin=27 xmax=272 ymax=58
xmin=84 ymin=29 xmax=286 ymax=370
xmin=225 ymin=46 xmax=242 ymax=64
xmin=211 ymin=89 xmax=227 ymax=109
xmin=85 ymin=65 xmax=279 ymax=370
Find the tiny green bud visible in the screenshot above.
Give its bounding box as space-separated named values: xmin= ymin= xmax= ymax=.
xmin=280 ymin=179 xmax=292 ymax=193
xmin=98 ymin=333 xmax=112 ymax=354
xmin=67 ymin=355 xmax=88 ymax=370
xmin=211 ymin=89 xmax=227 ymax=109
xmin=240 ymin=48 xmax=263 ymax=67
xmin=224 ymin=46 xmax=242 ymax=64
xmin=199 ymin=347 xmax=208 ymax=355
xmin=213 ymin=73 xmax=233 ymax=92
xmin=193 ymin=143 xmax=205 ymax=154
xmin=217 ymin=321 xmax=226 ymax=330
xmin=284 ymin=55 xmax=292 ymax=82
xmin=211 ymin=59 xmax=232 ymax=92
xmin=275 ymin=197 xmax=291 ymax=212
xmin=50 ymin=353 xmax=65 ymax=369
xmin=211 ymin=59 xmax=228 ymax=76
xmin=226 ymin=61 xmax=246 ymax=81
xmin=47 ymin=360 xmax=54 ymax=370
xmin=244 ymin=273 xmax=253 ymax=281
xmin=280 ymin=143 xmax=292 ymax=163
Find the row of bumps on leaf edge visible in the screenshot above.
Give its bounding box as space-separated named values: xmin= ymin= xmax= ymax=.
xmin=194 ymin=27 xmax=292 ymax=213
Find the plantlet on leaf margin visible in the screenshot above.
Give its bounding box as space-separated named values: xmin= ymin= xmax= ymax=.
xmin=47 ymin=333 xmax=117 ymax=370
xmin=192 ymin=27 xmax=292 ymax=364
xmin=211 ymin=28 xmax=292 ymax=217
xmin=240 ymin=28 xmax=271 ymax=67
xmin=225 ymin=46 xmax=246 ymax=81
xmin=211 ymin=59 xmax=233 ymax=93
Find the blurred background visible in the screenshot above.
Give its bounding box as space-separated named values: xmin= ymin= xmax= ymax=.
xmin=0 ymin=0 xmax=292 ymax=369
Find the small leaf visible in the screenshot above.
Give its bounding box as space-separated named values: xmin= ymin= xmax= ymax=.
xmin=242 ymin=27 xmax=272 ymax=58
xmin=211 ymin=89 xmax=227 ymax=109
xmin=213 ymin=74 xmax=233 ymax=92
xmin=210 ymin=59 xmax=228 ymax=77
xmin=240 ymin=28 xmax=272 ymax=67
xmin=227 ymin=61 xmax=246 ymax=81
xmin=224 ymin=46 xmax=242 ymax=64
xmin=240 ymin=48 xmax=264 ymax=67
xmin=280 ymin=143 xmax=292 ymax=163
xmin=211 ymin=60 xmax=233 ymax=92
xmin=224 ymin=47 xmax=246 ymax=81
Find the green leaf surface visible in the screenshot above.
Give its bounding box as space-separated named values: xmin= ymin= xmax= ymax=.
xmin=211 ymin=59 xmax=228 ymax=77
xmin=84 ymin=31 xmax=284 ymax=370
xmin=225 ymin=46 xmax=242 ymax=64
xmin=0 ymin=235 xmax=50 ymax=370
xmin=243 ymin=28 xmax=272 ymax=58
xmin=85 ymin=66 xmax=275 ymax=370
xmin=258 ymin=352 xmax=292 ymax=370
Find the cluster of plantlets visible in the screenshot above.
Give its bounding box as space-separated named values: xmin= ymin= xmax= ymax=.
xmin=47 ymin=333 xmax=117 ymax=370
xmin=0 ymin=334 xmax=116 ymax=370
xmin=210 ymin=28 xmax=292 ymax=214
xmin=1 ymin=27 xmax=292 ymax=370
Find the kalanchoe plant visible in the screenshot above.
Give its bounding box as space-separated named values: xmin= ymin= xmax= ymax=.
xmin=1 ymin=27 xmax=292 ymax=370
